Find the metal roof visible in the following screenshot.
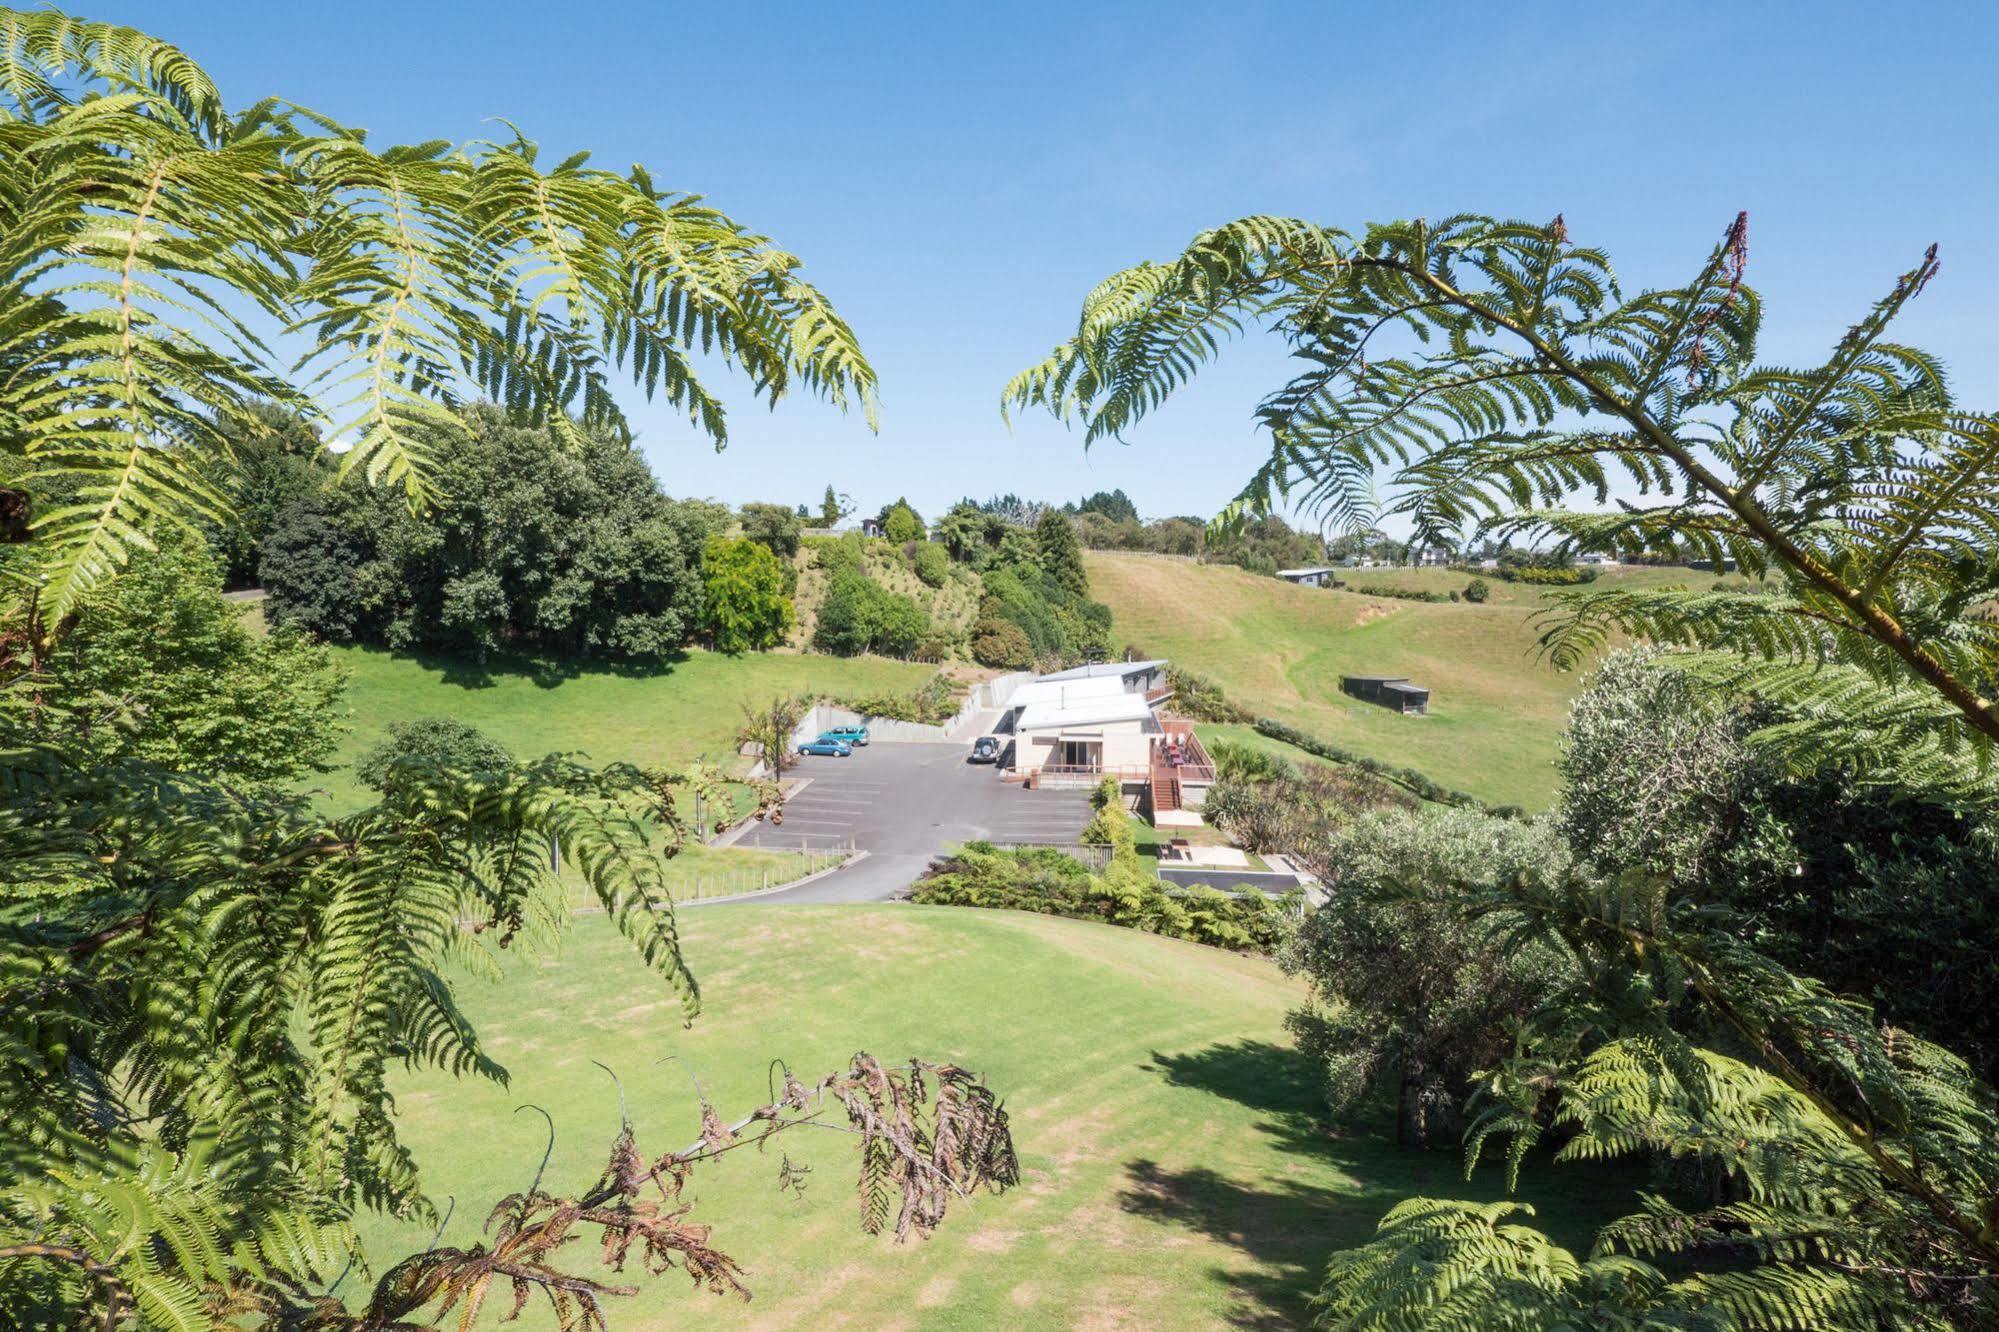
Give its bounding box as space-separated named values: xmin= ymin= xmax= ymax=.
xmin=1014 ymin=693 xmax=1157 ymax=732
xmin=1033 ymin=659 xmax=1167 ymax=682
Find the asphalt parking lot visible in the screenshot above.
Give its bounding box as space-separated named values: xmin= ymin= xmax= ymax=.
xmin=719 ymin=741 xmax=1092 ymax=902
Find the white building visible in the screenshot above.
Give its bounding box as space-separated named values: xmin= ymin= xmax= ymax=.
xmin=1275 ymin=566 xmax=1339 ymax=587
xmin=993 ymin=660 xmax=1212 ymax=820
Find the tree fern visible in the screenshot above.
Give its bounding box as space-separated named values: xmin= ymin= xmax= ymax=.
xmin=1009 ymin=211 xmax=1999 ymax=790
xmin=0 ymin=7 xmax=878 ymax=636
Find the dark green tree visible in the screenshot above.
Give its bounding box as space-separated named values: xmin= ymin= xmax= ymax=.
xmin=880 ymin=498 xmax=925 ymax=544
xmin=355 ymin=717 xmax=514 ymax=793
xmin=1074 ymin=488 xmax=1138 ymax=523
xmin=1035 ymin=509 xmax=1089 ymax=596
xmin=263 ymin=408 xmax=714 ymax=661
xmin=737 ymin=501 xmax=802 ymax=561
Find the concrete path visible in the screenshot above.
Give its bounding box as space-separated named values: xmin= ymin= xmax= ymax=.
xmin=711 ymin=742 xmax=1091 ymax=904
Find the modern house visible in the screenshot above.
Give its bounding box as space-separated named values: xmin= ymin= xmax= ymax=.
xmin=1276 ymin=566 xmax=1339 ymax=587
xmin=994 ymin=660 xmax=1211 ymax=824
xmin=1341 ymin=674 xmax=1432 ymax=715
xmin=1416 ymin=546 xmax=1452 ymax=567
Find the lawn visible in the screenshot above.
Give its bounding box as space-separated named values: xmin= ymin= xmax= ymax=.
xmin=351 ymin=906 xmax=1636 ymax=1330
xmin=309 ymin=641 xmax=932 ymax=814
xmin=1085 ymin=552 xmax=1696 ymax=809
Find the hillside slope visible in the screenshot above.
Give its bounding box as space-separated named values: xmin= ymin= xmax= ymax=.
xmin=1087 ymin=551 xmax=1601 ymax=809
xmin=353 ymin=906 xmax=1631 ymax=1329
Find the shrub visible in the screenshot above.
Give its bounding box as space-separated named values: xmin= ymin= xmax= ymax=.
xmin=1463 ymin=577 xmax=1490 ymax=603
xmin=1280 ymin=808 xmax=1574 ymax=1145
xmin=911 ymin=842 xmax=1296 ymax=954
xmin=911 ymin=541 xmax=950 ymax=587
xmin=882 ymin=501 xmax=924 ymax=545
xmin=810 ymin=568 xmax=931 ymax=658
xmin=1078 ymin=776 xmax=1130 ymax=846
xmin=814 ymin=530 xmax=868 ymax=577
xmin=1252 ymin=718 xmax=1503 ymax=814
xmin=1165 ymin=665 xmax=1253 ymax=723
xmin=840 ymin=674 xmax=962 ymax=725
xmin=356 ymin=717 xmax=514 ymax=793
xmin=970 ymin=611 xmax=1034 ymax=669
xmin=737 ymin=501 xmax=802 ymax=561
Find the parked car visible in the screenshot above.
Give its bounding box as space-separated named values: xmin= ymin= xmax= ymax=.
xmin=823 ymin=725 xmax=869 ymax=747
xmin=797 ymin=737 xmax=853 ymax=757
xmin=967 ymin=736 xmax=1001 ymax=764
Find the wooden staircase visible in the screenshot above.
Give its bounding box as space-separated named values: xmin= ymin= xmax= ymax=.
xmin=1149 ymin=763 xmax=1181 ymax=814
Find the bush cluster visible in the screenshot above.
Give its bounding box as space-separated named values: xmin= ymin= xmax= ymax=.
xmin=811 ymin=567 xmax=931 ymax=658
xmin=911 ymin=838 xmax=1297 ymax=954
xmin=837 ymin=674 xmax=963 ymax=725
xmin=1251 ymin=719 xmax=1522 ymax=817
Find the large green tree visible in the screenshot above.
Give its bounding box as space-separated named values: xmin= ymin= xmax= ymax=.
xmin=701 ymin=534 xmax=793 ymax=652
xmin=1015 ymin=213 xmax=1999 ymax=1328
xmin=261 ymin=408 xmax=719 ymax=661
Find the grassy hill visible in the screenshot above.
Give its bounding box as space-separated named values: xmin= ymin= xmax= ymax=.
xmin=351 ymin=906 xmax=1632 ymax=1330
xmin=1084 ymin=552 xmax=1709 ymax=809
xmin=314 ymin=641 xmax=930 ymax=814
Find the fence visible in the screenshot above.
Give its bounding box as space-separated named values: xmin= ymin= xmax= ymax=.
xmin=552 ymin=846 xmax=851 ymax=909
xmin=987 ymin=841 xmax=1112 ymax=870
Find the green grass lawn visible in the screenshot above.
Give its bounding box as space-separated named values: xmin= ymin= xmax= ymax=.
xmin=309 ymin=642 xmax=931 ymax=814
xmin=1086 ymin=552 xmax=1688 ymax=809
xmin=351 ymin=906 xmax=1636 ymax=1330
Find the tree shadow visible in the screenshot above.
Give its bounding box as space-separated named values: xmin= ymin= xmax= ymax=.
xmin=1131 ymin=1038 xmax=1638 ymax=1328
xmin=343 ymin=642 xmax=688 ymax=691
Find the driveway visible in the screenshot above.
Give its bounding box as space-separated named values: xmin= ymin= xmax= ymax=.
xmin=715 ymin=742 xmax=1092 ymax=902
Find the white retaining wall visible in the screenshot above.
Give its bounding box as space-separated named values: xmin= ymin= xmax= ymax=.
xmin=782 ymin=670 xmax=1036 ymax=748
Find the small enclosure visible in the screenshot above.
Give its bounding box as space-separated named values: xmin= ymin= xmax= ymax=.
xmin=1341 ymin=675 xmax=1431 ymax=714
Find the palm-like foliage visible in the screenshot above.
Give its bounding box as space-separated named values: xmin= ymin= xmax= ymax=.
xmin=1013 ymin=213 xmax=1999 ymax=1327
xmin=1006 ymin=212 xmax=1999 ymax=790
xmin=0 ymin=8 xmax=877 ymax=638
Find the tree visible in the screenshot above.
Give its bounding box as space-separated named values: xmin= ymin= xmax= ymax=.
xmin=810 ymin=568 xmax=930 ymax=658
xmin=35 ymin=530 xmax=344 ymax=790
xmin=0 ymin=7 xmax=876 ymax=648
xmin=737 ymin=501 xmax=803 ymax=561
xmin=1462 ymin=577 xmax=1490 ymax=603
xmin=818 ymin=484 xmax=850 ymax=526
xmin=881 ymin=498 xmax=924 ymax=544
xmin=355 ymin=716 xmax=513 ymax=793
xmin=1074 ymin=488 xmax=1139 ymax=523
xmin=1035 ymin=509 xmax=1088 ymax=596
xmin=1014 ymin=212 xmax=1999 ymax=1326
xmin=736 ymin=692 xmax=810 ymax=780
xmin=969 ymin=609 xmax=1034 ymax=669
xmin=701 ymin=535 xmax=794 ymax=653
xmin=911 ymin=540 xmax=950 ymax=587
xmin=1280 ymin=809 xmax=1572 ymax=1146
xmin=0 ymin=14 xmax=999 ymax=1325
xmin=262 ymin=408 xmax=715 ymax=661
xmin=197 ymin=401 xmax=331 ymax=588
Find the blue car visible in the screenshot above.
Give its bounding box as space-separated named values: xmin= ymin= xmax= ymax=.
xmin=823 ymin=725 xmax=869 ymax=747
xmin=796 ymin=737 xmax=853 ymax=757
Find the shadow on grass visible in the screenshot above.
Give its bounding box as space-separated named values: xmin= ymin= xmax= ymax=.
xmin=1130 ymin=1038 xmax=1636 ymax=1328
xmin=340 ymin=641 xmax=689 ymax=690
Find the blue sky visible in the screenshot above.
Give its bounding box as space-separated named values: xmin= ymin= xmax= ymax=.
xmin=121 ymin=0 xmax=1999 ymax=524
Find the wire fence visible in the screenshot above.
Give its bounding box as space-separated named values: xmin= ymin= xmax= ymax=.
xmin=555 ymin=847 xmax=851 ymax=909
xmin=987 ymin=841 xmax=1112 ymax=870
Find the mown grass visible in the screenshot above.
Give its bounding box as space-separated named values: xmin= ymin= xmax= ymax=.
xmin=351 ymin=906 xmax=1635 ymax=1330
xmin=1086 ymin=553 xmax=1714 ymax=810
xmin=310 ymin=642 xmax=931 ymax=814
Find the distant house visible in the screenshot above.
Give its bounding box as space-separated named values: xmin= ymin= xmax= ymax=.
xmin=1416 ymin=546 xmax=1451 ymax=567
xmin=859 ymin=516 xmax=885 ymax=538
xmin=1276 ymin=566 xmax=1338 ymax=587
xmin=1341 ymin=674 xmax=1432 ymax=715
xmin=1578 ymin=552 xmax=1620 ymax=567
xmin=1478 ymin=558 xmax=1500 ymax=570
xmin=1342 ymin=554 xmax=1380 ymax=569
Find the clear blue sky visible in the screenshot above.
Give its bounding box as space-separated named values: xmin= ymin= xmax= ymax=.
xmin=119 ymin=0 xmax=1999 ymax=524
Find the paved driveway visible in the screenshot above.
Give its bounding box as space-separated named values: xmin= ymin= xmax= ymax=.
xmin=717 ymin=742 xmax=1092 ymax=902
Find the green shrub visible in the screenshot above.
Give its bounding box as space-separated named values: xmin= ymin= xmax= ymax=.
xmin=1165 ymin=664 xmax=1254 ymax=723
xmin=356 ymin=717 xmax=514 ymax=792
xmin=811 ymin=568 xmax=932 ymax=658
xmin=1078 ymin=776 xmax=1130 ymax=846
xmin=882 ymin=501 xmax=924 ymax=544
xmin=841 ymin=673 xmax=963 ymax=725
xmin=970 ymin=611 xmax=1035 ymax=668
xmin=701 ymin=536 xmax=794 ymax=652
xmin=1463 ymin=577 xmax=1491 ymax=603
xmin=911 ymin=842 xmax=1297 ymax=954
xmin=911 ymin=541 xmax=950 ymax=587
